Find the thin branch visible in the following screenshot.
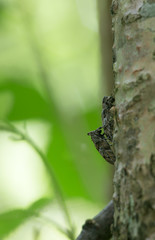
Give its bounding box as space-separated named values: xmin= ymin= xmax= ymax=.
xmin=11 ymin=2 xmax=75 ymax=237
xmin=0 ymin=122 xmax=75 ymax=240
xmin=17 ymin=0 xmax=59 ymax=118
xmin=33 ymin=228 xmax=41 ymax=240
xmin=76 ymin=200 xmax=114 ymax=240
xmin=36 ymin=213 xmax=74 ymax=240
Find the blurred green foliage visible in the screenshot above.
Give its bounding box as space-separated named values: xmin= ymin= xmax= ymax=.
xmin=0 ymin=0 xmax=113 ymax=239
xmin=0 ymin=198 xmax=50 ymax=238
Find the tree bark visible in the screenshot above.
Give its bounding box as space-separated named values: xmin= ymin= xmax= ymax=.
xmin=112 ymin=0 xmax=155 ymax=239
xmin=76 ymin=1 xmax=155 ymax=239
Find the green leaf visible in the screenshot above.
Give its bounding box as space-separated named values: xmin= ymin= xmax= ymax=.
xmin=0 ymin=197 xmax=51 ymax=238
xmin=0 ymin=209 xmax=31 ymax=238
xmin=0 ymin=79 xmax=51 ymax=121
xmin=29 ymin=198 xmax=51 ymax=212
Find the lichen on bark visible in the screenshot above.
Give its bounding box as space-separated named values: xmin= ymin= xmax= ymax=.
xmin=112 ymin=0 xmax=155 ymax=239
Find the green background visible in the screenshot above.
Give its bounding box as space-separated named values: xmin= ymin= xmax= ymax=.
xmin=0 ymin=0 xmax=113 ymax=239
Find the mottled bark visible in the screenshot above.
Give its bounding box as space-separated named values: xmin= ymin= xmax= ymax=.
xmin=76 ymin=1 xmax=155 ymax=239
xmin=112 ymin=0 xmax=155 ymax=239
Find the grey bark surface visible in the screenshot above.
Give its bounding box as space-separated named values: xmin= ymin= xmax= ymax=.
xmin=112 ymin=0 xmax=155 ymax=239
xmin=76 ymin=0 xmax=155 ymax=239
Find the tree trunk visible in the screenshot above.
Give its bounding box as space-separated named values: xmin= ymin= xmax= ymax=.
xmin=112 ymin=0 xmax=155 ymax=239
xmin=76 ymin=1 xmax=155 ymax=239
